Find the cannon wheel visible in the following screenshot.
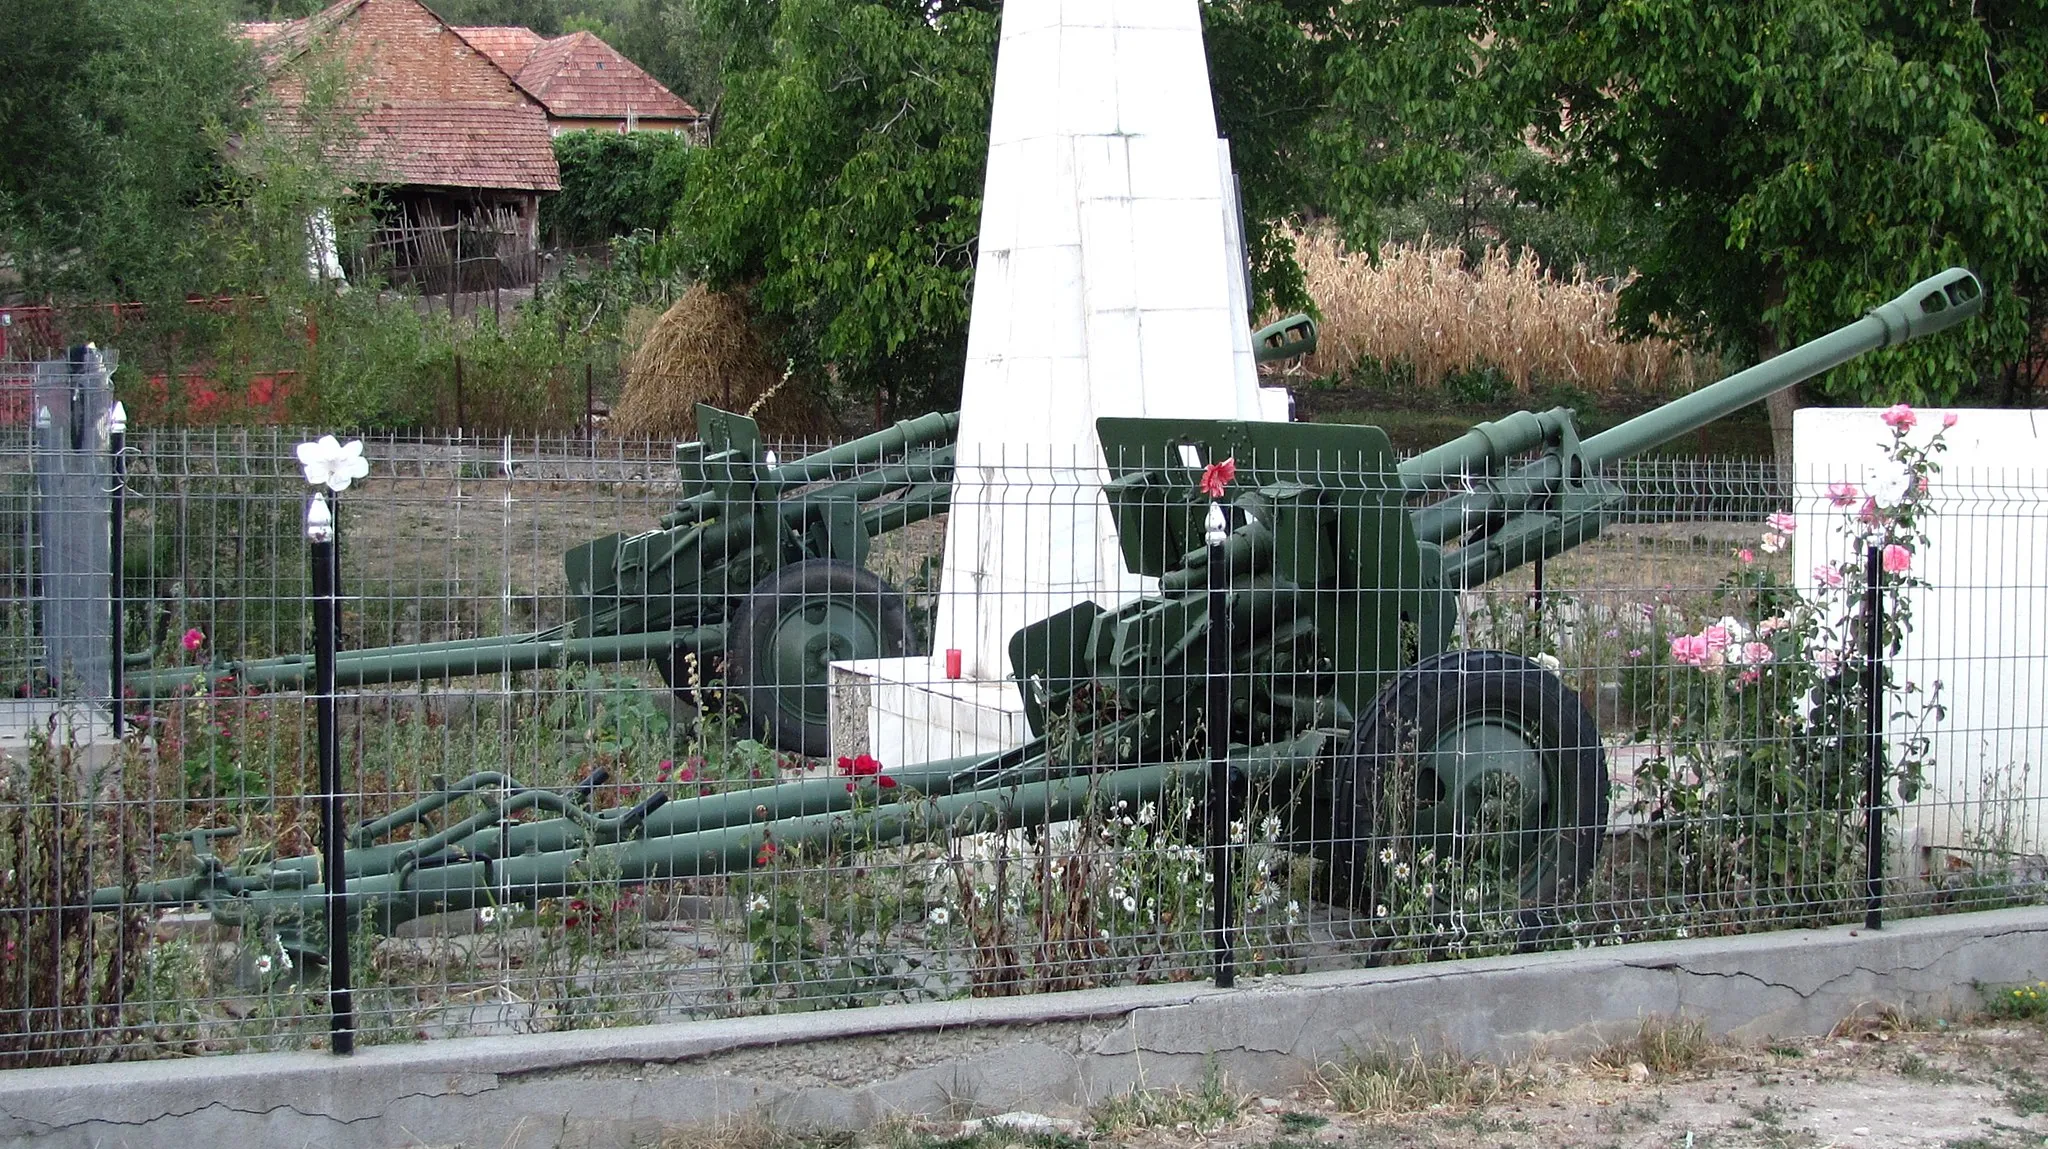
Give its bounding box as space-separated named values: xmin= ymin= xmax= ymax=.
xmin=1328 ymin=650 xmax=1607 ymax=916
xmin=726 ymin=559 xmax=911 ymax=757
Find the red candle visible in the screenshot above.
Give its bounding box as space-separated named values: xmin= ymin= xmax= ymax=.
xmin=945 ymin=648 xmax=963 ymax=680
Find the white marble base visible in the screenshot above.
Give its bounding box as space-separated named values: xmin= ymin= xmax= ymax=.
xmin=829 ymin=656 xmax=1031 ymax=768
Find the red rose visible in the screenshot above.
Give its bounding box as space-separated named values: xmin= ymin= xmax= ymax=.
xmin=1198 ymin=457 xmax=1237 ymax=499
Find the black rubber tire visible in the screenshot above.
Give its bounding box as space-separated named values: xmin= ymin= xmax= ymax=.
xmin=725 ymin=559 xmax=911 ymax=757
xmin=1327 ymin=649 xmax=1608 ymax=916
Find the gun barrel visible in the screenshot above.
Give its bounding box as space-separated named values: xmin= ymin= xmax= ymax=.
xmin=1581 ymin=268 xmax=1983 ymax=466
xmin=1398 ymin=409 xmax=1574 ymax=493
xmin=91 ymin=733 xmax=1329 ymax=930
xmin=126 ymin=625 xmax=721 ymax=695
xmin=772 ymin=410 xmax=960 ymax=486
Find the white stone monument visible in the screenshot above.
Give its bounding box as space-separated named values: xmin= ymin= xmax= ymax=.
xmin=1794 ymin=408 xmax=2048 ymax=872
xmin=831 ymin=0 xmax=1289 ymax=766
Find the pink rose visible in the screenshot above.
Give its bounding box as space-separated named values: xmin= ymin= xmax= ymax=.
xmin=182 ymin=628 xmax=205 ymax=653
xmin=1942 ymin=412 xmax=1959 ymax=429
xmin=1737 ymin=548 xmax=1756 ymax=565
xmin=1742 ymin=642 xmax=1774 ymax=665
xmin=1701 ymin=624 xmax=1732 ymax=653
xmin=1881 ymin=404 xmax=1917 ymax=430
xmin=1814 ymin=564 xmax=1845 ymax=588
xmin=1669 ymin=634 xmax=1710 ymax=666
xmin=1881 ymin=544 xmax=1912 ymax=574
xmin=1765 ymin=512 xmax=1796 ymax=534
xmin=1827 ymin=481 xmax=1859 ymax=508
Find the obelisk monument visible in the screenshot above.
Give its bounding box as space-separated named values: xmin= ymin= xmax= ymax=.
xmin=834 ymin=0 xmax=1287 ymax=764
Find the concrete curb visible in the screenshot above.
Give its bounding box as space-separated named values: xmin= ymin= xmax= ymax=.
xmin=2 ymin=906 xmax=2042 ymax=1148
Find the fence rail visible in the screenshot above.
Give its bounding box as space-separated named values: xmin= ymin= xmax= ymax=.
xmin=0 ymin=422 xmax=2041 ymax=1067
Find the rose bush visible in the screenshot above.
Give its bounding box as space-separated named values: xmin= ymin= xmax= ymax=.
xmin=1625 ymin=408 xmax=1953 ymax=923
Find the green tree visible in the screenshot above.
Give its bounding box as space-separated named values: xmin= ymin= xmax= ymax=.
xmin=0 ymin=0 xmax=255 ymax=302
xmin=423 ymin=0 xmax=562 ymax=35
xmin=543 ymin=129 xmax=692 ymax=245
xmin=230 ymin=0 xmax=331 ymax=17
xmin=1321 ymin=0 xmax=2048 ymax=449
xmin=672 ymin=0 xmax=998 ymax=415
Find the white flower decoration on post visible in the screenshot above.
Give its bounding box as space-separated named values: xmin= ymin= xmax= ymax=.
xmin=296 ymin=435 xmax=370 ymax=491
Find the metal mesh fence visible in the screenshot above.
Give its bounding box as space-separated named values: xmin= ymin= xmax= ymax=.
xmin=0 ymin=420 xmax=2040 ymax=1067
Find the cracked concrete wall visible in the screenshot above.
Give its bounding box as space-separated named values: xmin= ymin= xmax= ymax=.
xmin=1 ymin=908 xmax=2041 ymax=1149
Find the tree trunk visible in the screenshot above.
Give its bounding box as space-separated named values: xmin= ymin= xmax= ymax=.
xmin=1761 ymin=273 xmax=1796 ymax=479
xmin=1765 ymin=386 xmax=1799 ymax=476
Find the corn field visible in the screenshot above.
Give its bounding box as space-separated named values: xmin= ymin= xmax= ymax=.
xmin=1290 ymin=229 xmax=1718 ymax=396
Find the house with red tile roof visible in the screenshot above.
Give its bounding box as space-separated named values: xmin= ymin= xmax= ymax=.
xmin=242 ymin=0 xmax=562 ymax=288
xmin=455 ymin=27 xmax=702 ymax=137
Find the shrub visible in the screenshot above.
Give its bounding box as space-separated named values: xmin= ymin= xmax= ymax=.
xmin=543 ymin=131 xmax=693 ymax=249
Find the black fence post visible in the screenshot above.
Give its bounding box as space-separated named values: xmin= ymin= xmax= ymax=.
xmin=1863 ymin=543 xmax=1885 ymax=931
xmin=307 ymin=491 xmax=355 ymax=1053
xmin=107 ymin=401 xmax=126 ymax=739
xmin=1204 ymin=501 xmax=1235 ymax=989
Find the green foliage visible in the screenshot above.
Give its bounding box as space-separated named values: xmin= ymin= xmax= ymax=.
xmin=422 ymin=0 xmax=565 ymax=35
xmin=1986 ymin=980 xmax=2048 ymax=1021
xmin=1374 ymin=148 xmax=1655 ymax=284
xmin=228 ymin=0 xmax=329 ymax=17
xmin=184 ymin=285 xmax=614 ymax=433
xmin=543 ymin=131 xmax=694 ymax=246
xmin=0 ymin=0 xmax=255 ymax=303
xmin=674 ymin=0 xmax=998 ymax=415
xmin=1202 ymin=0 xmax=1344 ymax=315
xmin=1325 ymin=0 xmax=2048 ymax=403
xmin=0 ymin=736 xmax=153 ymax=1068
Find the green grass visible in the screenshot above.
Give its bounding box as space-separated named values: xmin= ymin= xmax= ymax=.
xmin=1276 ymin=1111 xmax=1328 ymax=1133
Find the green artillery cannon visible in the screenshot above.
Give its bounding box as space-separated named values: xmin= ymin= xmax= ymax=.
xmin=97 ymin=270 xmax=1983 ymax=944
xmin=125 ymin=314 xmax=1323 ymax=758
xmin=125 ymin=406 xmax=962 ymax=756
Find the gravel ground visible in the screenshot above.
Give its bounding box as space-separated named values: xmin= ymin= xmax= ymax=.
xmin=1097 ymin=1017 xmax=2048 ymax=1149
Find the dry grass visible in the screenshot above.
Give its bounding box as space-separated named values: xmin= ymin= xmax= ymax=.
xmin=614 ymin=285 xmax=834 ymax=440
xmin=1290 ymin=228 xmax=1716 ymax=396
xmin=1317 ymin=1043 xmax=1536 ymax=1114
xmin=1592 ymin=1015 xmax=1718 ymax=1078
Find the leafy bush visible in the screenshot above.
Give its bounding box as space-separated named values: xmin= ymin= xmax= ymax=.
xmin=542 ymin=131 xmax=694 ymax=248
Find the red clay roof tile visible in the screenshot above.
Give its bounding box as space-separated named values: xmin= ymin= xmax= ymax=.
xmin=241 ymin=0 xmax=559 ymax=192
xmin=451 ymin=25 xmax=544 ymax=73
xmin=513 ymin=31 xmax=700 ymax=123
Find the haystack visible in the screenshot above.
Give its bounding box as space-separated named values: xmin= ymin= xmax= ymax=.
xmin=612 ymin=285 xmax=833 ymax=440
